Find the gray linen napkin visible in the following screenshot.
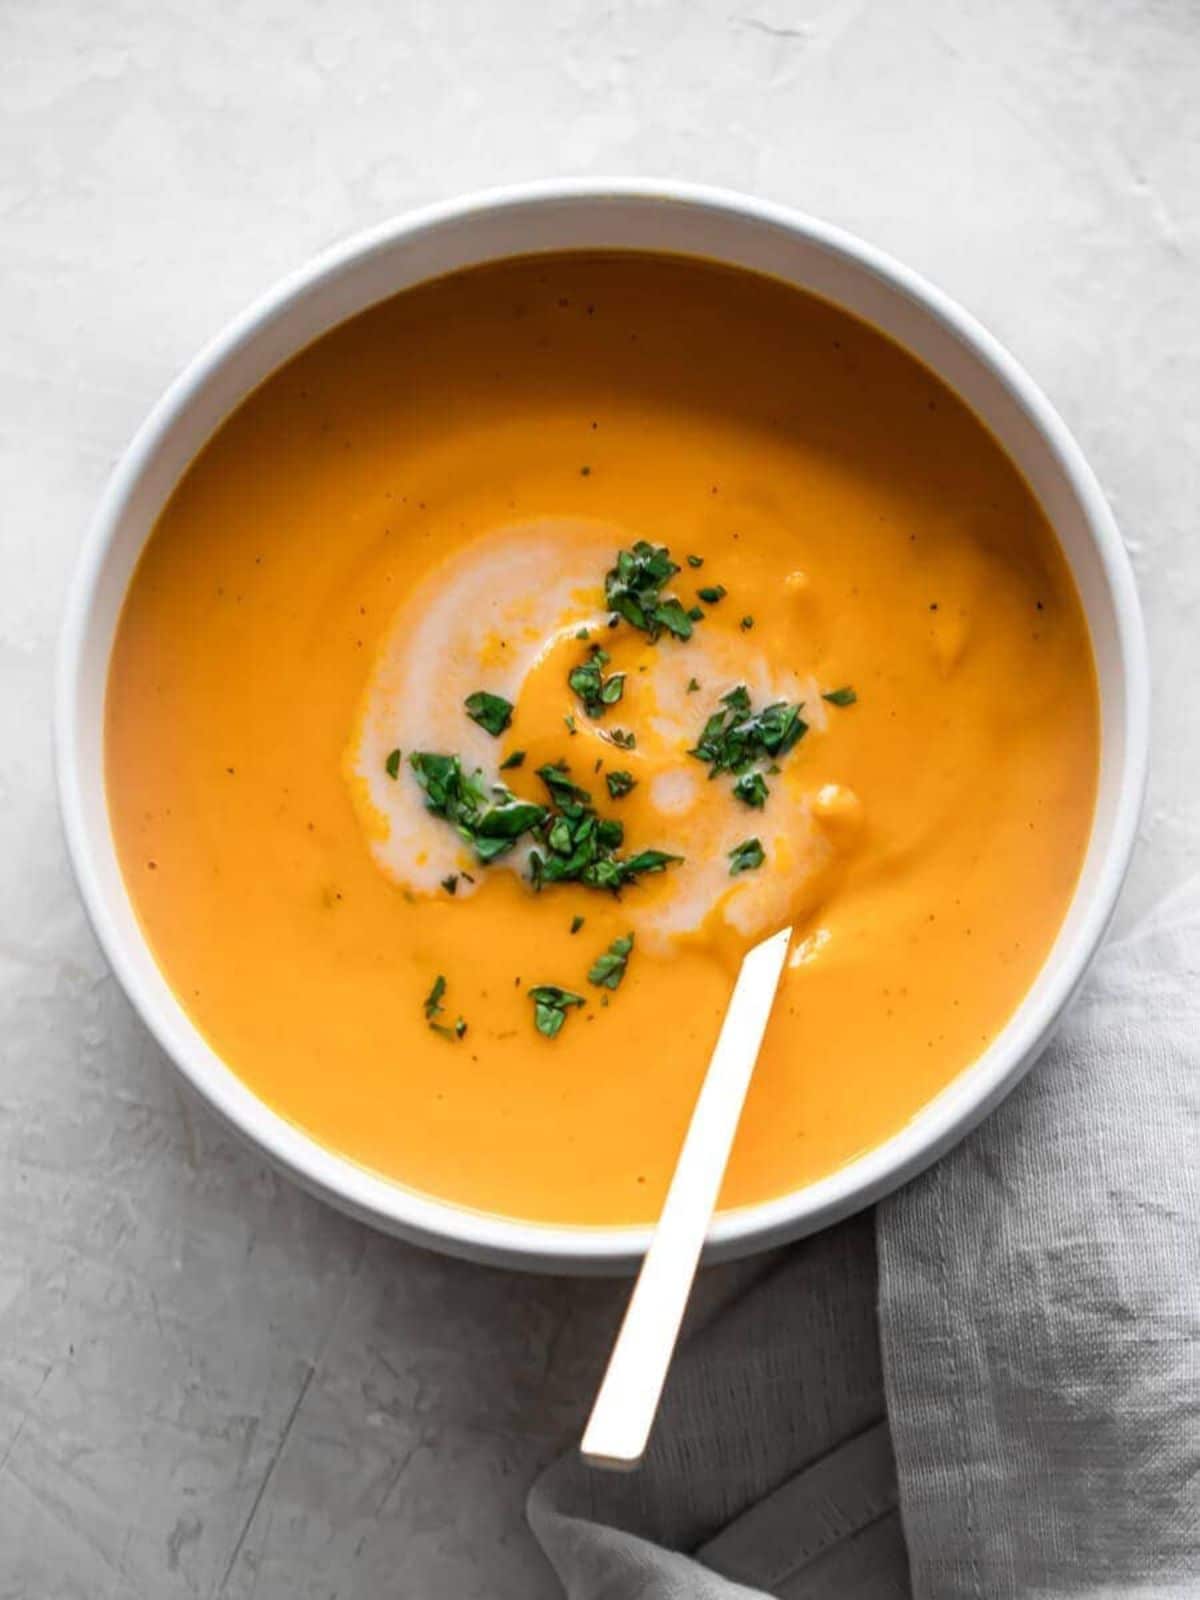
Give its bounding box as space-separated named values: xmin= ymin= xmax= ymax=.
xmin=529 ymin=877 xmax=1200 ymax=1597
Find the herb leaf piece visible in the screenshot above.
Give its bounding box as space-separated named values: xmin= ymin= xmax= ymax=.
xmin=697 ymin=584 xmax=726 ymax=605
xmin=729 ymin=838 xmax=765 ymax=875
xmin=621 ymin=848 xmax=682 ymax=876
xmin=385 ymin=748 xmax=402 ymax=779
xmin=568 ymin=645 xmax=626 ymax=718
xmin=528 ymin=984 xmax=586 ymax=1039
xmin=605 ymin=770 xmax=636 ymax=799
xmin=588 ymin=933 xmax=634 ymax=991
xmin=430 ymin=1016 xmax=467 ymax=1043
xmin=423 ymin=974 xmax=446 ymax=1020
xmin=464 ymin=691 xmax=514 ymax=737
xmin=733 ymin=771 xmax=769 ymax=809
xmin=823 ymin=686 xmax=857 ymax=707
xmin=499 ymin=749 xmax=526 ymax=770
xmin=656 ymin=597 xmax=696 ymax=639
xmin=687 ymin=554 xmax=704 ymax=568
xmin=538 ymin=763 xmax=591 ymax=807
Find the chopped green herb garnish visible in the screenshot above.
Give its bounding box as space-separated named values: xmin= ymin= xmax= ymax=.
xmin=410 ymin=752 xmax=547 ymax=863
xmin=528 ymin=764 xmax=680 ymax=894
xmin=424 ymin=975 xmax=464 ymax=1039
xmin=570 ymin=915 xmax=584 ymax=934
xmin=687 ymin=554 xmax=704 ymax=568
xmin=729 ymin=838 xmax=765 ymax=875
xmin=689 ymin=685 xmax=807 ymax=780
xmin=412 ymin=751 xmax=679 ymax=897
xmin=733 ymin=772 xmax=769 ymax=809
xmin=656 ymin=596 xmax=697 ymax=639
xmin=588 ymin=933 xmax=634 ymax=991
xmin=687 ymin=605 xmax=704 ymax=623
xmin=697 ymin=585 xmax=726 ymax=605
xmin=429 ymin=1015 xmax=467 ymax=1043
xmin=423 ymin=974 xmax=447 ymax=1020
xmin=604 ymin=542 xmax=696 ymax=642
xmin=564 ymin=713 xmax=577 ymax=735
xmin=529 ymin=984 xmax=585 ymax=1039
xmin=607 ymin=728 xmax=637 ymax=750
xmin=823 ymin=686 xmax=858 ymax=707
xmin=740 ymin=615 xmax=754 ymax=631
xmin=464 ymin=690 xmax=514 ymax=736
xmin=605 ymin=770 xmax=637 ymax=799
xmin=385 ymin=748 xmax=402 ymax=780
xmin=538 ymin=762 xmax=591 ymax=807
xmin=500 ymin=749 xmax=526 ymax=771
xmin=568 ymin=645 xmax=626 ymax=718
xmin=620 ymin=849 xmax=680 ymax=876
xmin=575 ymin=626 xmax=590 ymax=640
xmin=686 ymin=677 xmax=701 ymax=693
xmin=441 ymin=874 xmax=459 ymax=894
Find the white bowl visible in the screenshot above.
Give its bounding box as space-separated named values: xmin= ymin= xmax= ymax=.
xmin=56 ymin=180 xmax=1149 ymax=1274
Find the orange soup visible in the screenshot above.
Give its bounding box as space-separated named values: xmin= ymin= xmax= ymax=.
xmin=106 ymin=253 xmax=1098 ymax=1225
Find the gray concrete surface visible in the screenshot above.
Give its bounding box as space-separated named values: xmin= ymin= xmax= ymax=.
xmin=2 ymin=1 xmax=1197 ymax=1594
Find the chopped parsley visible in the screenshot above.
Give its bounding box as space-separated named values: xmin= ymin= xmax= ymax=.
xmin=689 ymin=685 xmax=808 ymax=780
xmin=423 ymin=974 xmax=447 ymax=1020
xmin=568 ymin=645 xmax=626 ymax=718
xmin=385 ymin=748 xmax=402 ymax=780
xmin=687 ymin=554 xmax=704 ymax=568
xmin=440 ymin=874 xmax=459 ymax=894
xmin=499 ymin=749 xmax=526 ymax=770
xmin=588 ymin=933 xmax=633 ymax=991
xmin=424 ymin=975 xmax=465 ymax=1040
xmin=606 ymin=727 xmax=637 ymax=750
xmin=539 ymin=763 xmax=591 ymax=807
xmin=604 ymin=542 xmax=696 ymax=642
xmin=528 ymin=763 xmax=681 ymax=893
xmin=729 ymin=838 xmax=765 ymax=875
xmin=687 ymin=605 xmax=704 ymax=623
xmin=529 ymin=984 xmax=585 ymax=1039
xmin=686 ymin=677 xmax=701 ymax=693
xmin=733 ymin=771 xmax=769 ymax=809
xmin=740 ymin=615 xmax=754 ymax=631
xmin=409 ymin=752 xmax=546 ymax=863
xmin=570 ymin=915 xmax=585 ymax=934
xmin=697 ymin=584 xmax=726 ymax=605
xmin=605 ymin=770 xmax=637 ymax=799
xmin=823 ymin=686 xmax=857 ymax=707
xmin=464 ymin=690 xmax=513 ymax=737
xmin=430 ymin=1016 xmax=468 ymax=1042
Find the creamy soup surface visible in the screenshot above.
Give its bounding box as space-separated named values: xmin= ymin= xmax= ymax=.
xmin=107 ymin=253 xmax=1099 ymax=1225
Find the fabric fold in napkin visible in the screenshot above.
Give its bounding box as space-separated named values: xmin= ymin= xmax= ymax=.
xmin=529 ymin=876 xmax=1200 ymax=1598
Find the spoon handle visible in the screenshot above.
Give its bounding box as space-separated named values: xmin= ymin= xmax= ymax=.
xmin=581 ymin=924 xmax=792 ymax=1470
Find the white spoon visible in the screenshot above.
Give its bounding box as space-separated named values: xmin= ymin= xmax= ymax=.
xmin=581 ymin=923 xmax=793 ymax=1470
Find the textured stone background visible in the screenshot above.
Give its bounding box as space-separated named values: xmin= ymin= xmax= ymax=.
xmin=1 ymin=2 xmax=1196 ymax=1595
